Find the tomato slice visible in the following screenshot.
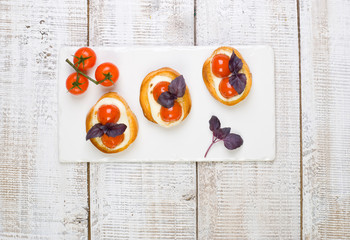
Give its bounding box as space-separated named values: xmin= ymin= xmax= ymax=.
xmin=95 ymin=62 xmax=119 ymax=87
xmin=219 ymin=77 xmax=238 ymax=99
xmin=152 ymin=81 xmax=170 ymax=101
xmin=73 ymin=47 xmax=96 ymax=71
xmin=160 ymin=101 xmax=182 ymax=122
xmin=66 ymin=72 xmax=89 ymax=95
xmin=211 ymin=54 xmax=231 ymax=78
xmin=97 ymin=105 xmax=120 ymax=125
xmin=101 ymin=134 xmax=124 ymax=149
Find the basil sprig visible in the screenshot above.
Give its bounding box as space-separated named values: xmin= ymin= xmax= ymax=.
xmin=204 ymin=115 xmax=243 ymax=158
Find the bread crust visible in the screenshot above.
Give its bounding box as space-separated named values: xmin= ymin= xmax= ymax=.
xmin=139 ymin=67 xmax=191 ymax=126
xmin=202 ymin=46 xmax=252 ymax=106
xmin=86 ymin=92 xmax=138 ymax=154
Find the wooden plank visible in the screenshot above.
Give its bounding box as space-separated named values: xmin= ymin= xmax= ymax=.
xmin=0 ymin=0 xmax=88 ymax=239
xmin=88 ymin=0 xmax=196 ymax=239
xmin=196 ymin=0 xmax=301 ymax=238
xmin=300 ymin=0 xmax=350 ymax=239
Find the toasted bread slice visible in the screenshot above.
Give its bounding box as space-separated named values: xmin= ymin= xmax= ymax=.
xmin=202 ymin=46 xmax=252 ymax=106
xmin=86 ymin=92 xmax=138 ymax=153
xmin=139 ymin=67 xmax=191 ymax=127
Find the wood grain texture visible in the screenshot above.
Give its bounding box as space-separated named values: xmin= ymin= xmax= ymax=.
xmin=89 ymin=0 xmax=194 ymax=46
xmin=300 ymin=0 xmax=350 ymax=239
xmin=88 ymin=0 xmax=196 ymax=239
xmin=0 ymin=0 xmax=88 ymax=239
xmin=196 ymin=0 xmax=301 ymax=239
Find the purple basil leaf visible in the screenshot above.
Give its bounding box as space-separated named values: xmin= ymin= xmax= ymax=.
xmin=104 ymin=123 xmax=127 ymax=137
xmin=228 ymin=52 xmax=243 ymax=73
xmin=209 ymin=115 xmax=221 ymax=131
xmin=223 ymin=133 xmax=243 ymax=150
xmin=168 ymin=75 xmax=186 ymax=98
xmin=86 ymin=123 xmax=104 ymax=140
xmin=213 ymin=127 xmax=231 ymax=140
xmin=229 ymin=73 xmax=247 ymax=94
xmin=158 ymin=91 xmax=177 ymax=108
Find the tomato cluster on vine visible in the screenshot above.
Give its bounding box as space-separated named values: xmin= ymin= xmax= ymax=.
xmin=66 ymin=47 xmax=119 ymax=95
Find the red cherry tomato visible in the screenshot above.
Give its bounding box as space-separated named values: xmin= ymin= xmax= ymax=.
xmin=152 ymin=81 xmax=170 ymax=101
xmin=66 ymin=73 xmax=89 ymax=95
xmin=219 ymin=77 xmax=238 ymax=99
xmin=97 ymin=105 xmax=120 ymax=125
xmin=160 ymin=101 xmax=182 ymax=122
xmin=212 ymin=54 xmax=231 ymax=78
xmin=95 ymin=62 xmax=119 ymax=87
xmin=101 ymin=134 xmax=124 ymax=149
xmin=73 ymin=47 xmax=96 ymax=71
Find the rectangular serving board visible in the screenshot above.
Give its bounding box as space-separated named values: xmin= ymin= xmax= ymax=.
xmin=58 ymin=46 xmax=275 ymax=162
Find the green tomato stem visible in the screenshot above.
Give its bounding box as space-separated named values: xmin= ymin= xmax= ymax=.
xmin=65 ymin=58 xmax=99 ymax=85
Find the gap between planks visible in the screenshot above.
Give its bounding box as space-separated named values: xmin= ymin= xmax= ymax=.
xmin=296 ymin=0 xmax=303 ymax=239
xmin=87 ymin=163 xmax=91 ymax=240
xmin=194 ymin=0 xmax=197 ymax=47
xmin=194 ymin=0 xmax=198 ymax=239
xmin=87 ymin=1 xmax=91 ymax=240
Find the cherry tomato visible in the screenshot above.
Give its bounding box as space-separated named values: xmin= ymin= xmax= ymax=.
xmin=66 ymin=72 xmax=89 ymax=95
xmin=152 ymin=81 xmax=170 ymax=101
xmin=212 ymin=54 xmax=231 ymax=78
xmin=73 ymin=47 xmax=96 ymax=71
xmin=219 ymin=77 xmax=238 ymax=99
xmin=160 ymin=101 xmax=182 ymax=122
xmin=95 ymin=62 xmax=119 ymax=87
xmin=101 ymin=134 xmax=124 ymax=149
xmin=97 ymin=105 xmax=120 ymax=125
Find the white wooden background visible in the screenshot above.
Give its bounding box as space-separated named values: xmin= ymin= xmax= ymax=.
xmin=0 ymin=0 xmax=349 ymax=239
